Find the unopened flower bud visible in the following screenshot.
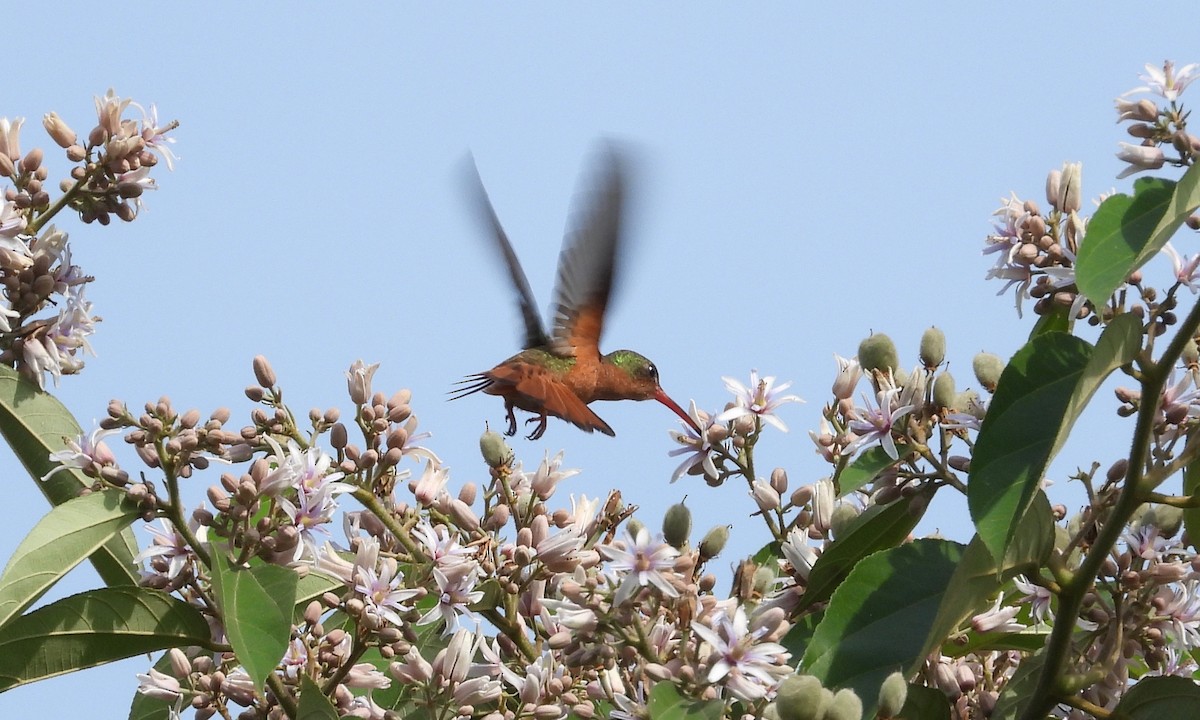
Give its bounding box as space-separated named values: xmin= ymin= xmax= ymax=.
xmin=773 ymin=674 xmax=826 ymax=720
xmin=770 ymin=467 xmax=788 ymax=495
xmin=449 ymin=499 xmax=479 ymax=530
xmin=751 ymin=480 xmax=780 ymax=513
xmin=43 ymin=112 xmax=77 ymax=148
xmin=919 ymin=327 xmax=945 ymax=369
xmin=20 ymin=148 xmax=42 ymax=174
xmin=811 ymin=478 xmax=835 ymax=533
xmin=1045 ymin=168 xmax=1063 ymax=209
xmin=1107 ymin=458 xmax=1129 ymax=483
xmin=972 ymin=352 xmax=1005 ymax=393
xmin=484 ymin=504 xmax=510 ymax=531
xmin=831 ymin=355 xmax=862 ymax=400
xmin=479 ymin=429 xmax=513 ymax=468
xmin=858 ymin=333 xmax=899 ymax=377
xmin=698 ymin=525 xmax=729 ymax=561
xmin=458 ymin=482 xmax=477 ymax=506
xmin=662 ymin=501 xmax=692 ymax=549
xmin=877 ymin=671 xmax=908 ymax=717
xmin=251 ymin=355 xmax=276 ymax=389
xmin=1058 ymin=162 xmax=1082 ymax=214
xmin=932 ymin=372 xmax=956 ymax=410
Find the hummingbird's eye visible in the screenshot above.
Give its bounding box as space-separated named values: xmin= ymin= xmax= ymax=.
xmin=644 ymin=362 xmax=659 ymax=381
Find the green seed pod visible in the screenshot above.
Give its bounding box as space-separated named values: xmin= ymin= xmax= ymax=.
xmin=954 ymin=389 xmax=986 ymax=420
xmin=1145 ymin=504 xmax=1184 ymax=538
xmin=829 ymin=503 xmax=859 ymax=540
xmin=479 ymin=429 xmax=513 ymax=469
xmin=824 ymin=688 xmax=863 ymax=720
xmin=773 ymin=674 xmax=826 ymax=720
xmin=919 ymin=327 xmax=946 ymax=369
xmin=858 ymin=333 xmax=900 ymax=377
xmin=877 ymin=671 xmax=908 ymax=717
xmin=699 ymin=525 xmax=729 ymax=561
xmin=932 ymin=372 xmax=956 ymax=410
xmin=972 ymin=352 xmax=1005 ymax=393
xmin=662 ymin=501 xmax=692 ymax=549
xmin=752 ymin=566 xmax=776 ymax=596
xmin=626 ymin=517 xmax=646 ymax=540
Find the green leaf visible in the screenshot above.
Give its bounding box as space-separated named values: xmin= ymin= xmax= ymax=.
xmin=797 ymin=491 xmax=930 ymax=612
xmin=802 ymin=539 xmax=964 ymax=719
xmin=646 ymin=681 xmax=724 ymax=720
xmin=1077 ymin=165 xmax=1200 ymax=305
xmin=1185 ymin=460 xmax=1200 ymax=553
xmin=897 ymin=684 xmax=951 ymax=720
xmin=990 ymin=650 xmax=1044 ymax=720
xmin=0 ymin=489 xmax=139 ymax=630
xmin=1029 ymin=305 xmax=1070 ymax=337
xmin=925 ymin=491 xmax=1054 ymax=659
xmin=1115 ymin=675 xmax=1200 ymax=719
xmin=970 ymin=315 xmax=1139 ymax=561
xmin=210 ymin=559 xmax=298 ymax=691
xmin=293 ymin=570 xmax=344 ymax=622
xmin=836 ymin=445 xmax=904 ymax=496
xmin=0 ymin=586 xmax=209 ymax=691
xmin=297 ymin=673 xmax=341 ymax=720
xmin=0 ymin=366 xmax=138 ymax=586
xmin=780 ymin=610 xmax=822 ymax=662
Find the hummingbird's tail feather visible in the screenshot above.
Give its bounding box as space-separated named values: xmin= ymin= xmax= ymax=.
xmin=448 ymin=374 xmax=494 ymax=401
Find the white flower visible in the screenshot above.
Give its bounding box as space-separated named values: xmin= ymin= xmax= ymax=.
xmin=717 ymin=370 xmax=804 ymax=432
xmin=691 ymin=605 xmax=791 ymax=701
xmin=599 ymin=527 xmax=680 ymax=605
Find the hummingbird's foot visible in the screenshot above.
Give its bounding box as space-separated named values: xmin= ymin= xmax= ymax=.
xmin=525 ymin=414 xmax=548 ymax=441
xmin=503 ymin=401 xmax=518 ymax=437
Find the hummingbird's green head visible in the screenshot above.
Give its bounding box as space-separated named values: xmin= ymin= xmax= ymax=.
xmin=601 ymin=349 xmax=702 ymax=433
xmin=603 ymin=349 xmax=661 ymax=399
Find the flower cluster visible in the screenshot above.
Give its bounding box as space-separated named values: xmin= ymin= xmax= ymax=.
xmin=0 ymin=90 xmax=177 ymax=387
xmin=59 ymin=357 xmax=816 ymax=720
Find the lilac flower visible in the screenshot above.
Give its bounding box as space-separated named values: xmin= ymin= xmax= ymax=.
xmin=831 ymin=354 xmax=862 ymax=400
xmin=1123 ymin=523 xmax=1171 ymax=562
xmin=41 ymin=424 xmax=120 ymax=481
xmin=0 ymin=198 xmax=26 ymax=238
xmin=355 ymin=557 xmax=420 ymax=627
xmin=971 ymin=595 xmax=1026 ymax=634
xmin=1162 ymin=243 xmax=1200 ymax=292
xmin=1158 ymin=580 xmax=1200 ymax=649
xmin=1013 ymin=576 xmax=1052 ymax=626
xmin=135 ymin=667 xmax=183 ymax=703
xmin=135 ymin=515 xmax=206 ymax=581
xmin=691 ymin=605 xmax=791 ymax=701
xmin=781 ymin=529 xmax=819 ymax=581
xmin=599 ymin=527 xmax=680 ymax=605
xmin=845 ymin=384 xmax=915 ymax=460
xmin=278 ymin=484 xmax=341 ymax=560
xmin=412 ymin=520 xmax=475 ymax=568
xmin=259 ymin=436 xmax=350 ymax=498
xmin=136 ymin=102 xmax=179 ymax=171
xmin=527 ymin=449 xmax=580 ymax=499
xmin=668 ymin=401 xmax=718 ymax=482
xmin=1124 ymin=61 xmax=1199 ymax=103
xmin=1116 ymin=142 xmax=1166 ymax=179
xmin=416 ymin=562 xmax=484 ymax=634
xmin=717 ymin=370 xmax=804 ymax=432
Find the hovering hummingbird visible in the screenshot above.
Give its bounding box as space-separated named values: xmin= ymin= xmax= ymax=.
xmin=451 ymin=146 xmax=700 ymax=440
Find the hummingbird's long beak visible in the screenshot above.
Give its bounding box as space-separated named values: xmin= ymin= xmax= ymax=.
xmin=654 ymin=388 xmax=703 ymax=434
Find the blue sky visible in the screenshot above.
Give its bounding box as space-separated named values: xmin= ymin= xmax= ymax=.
xmin=2 ymin=4 xmax=1197 ymax=716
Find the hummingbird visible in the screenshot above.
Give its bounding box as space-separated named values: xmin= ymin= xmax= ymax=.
xmin=451 ymin=146 xmax=700 ymax=440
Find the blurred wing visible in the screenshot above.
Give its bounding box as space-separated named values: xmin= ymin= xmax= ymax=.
xmin=487 ymin=362 xmax=616 ymax=436
xmin=548 ymin=145 xmax=627 ymax=361
xmin=464 ymin=155 xmax=549 ymax=350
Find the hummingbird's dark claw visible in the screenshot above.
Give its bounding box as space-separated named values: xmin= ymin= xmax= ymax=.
xmin=525 ymin=414 xmax=548 ymax=441
xmin=503 ymin=401 xmax=518 ymax=437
